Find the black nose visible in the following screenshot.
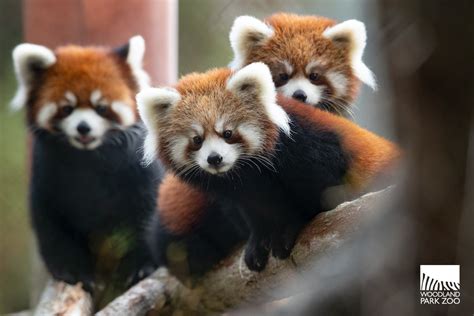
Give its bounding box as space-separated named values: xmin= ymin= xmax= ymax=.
xmin=207 ymin=152 xmax=223 ymax=167
xmin=77 ymin=121 xmax=91 ymax=135
xmin=292 ymin=89 xmax=307 ymax=102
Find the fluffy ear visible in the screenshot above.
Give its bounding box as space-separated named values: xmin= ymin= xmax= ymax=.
xmin=227 ymin=62 xmax=290 ymax=135
xmin=229 ymin=16 xmax=274 ymax=70
xmin=323 ymin=20 xmax=377 ymax=90
xmin=11 ymin=43 xmax=56 ymax=110
xmin=136 ymin=87 xmax=181 ymax=164
xmin=114 ymin=35 xmax=150 ymax=89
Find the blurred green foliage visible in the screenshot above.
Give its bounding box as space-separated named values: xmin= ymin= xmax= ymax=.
xmin=0 ymin=1 xmax=31 ymax=313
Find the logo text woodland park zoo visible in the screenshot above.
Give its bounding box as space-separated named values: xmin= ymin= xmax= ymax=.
xmin=420 ymin=265 xmax=460 ymax=305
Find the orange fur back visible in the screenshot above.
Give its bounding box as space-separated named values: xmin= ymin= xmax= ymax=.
xmin=279 ymin=95 xmax=400 ymax=190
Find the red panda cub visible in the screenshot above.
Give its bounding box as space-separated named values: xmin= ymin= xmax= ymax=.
xmin=229 ymin=13 xmax=376 ymax=117
xmin=138 ymin=63 xmax=399 ymax=272
xmin=12 ymin=37 xmax=163 ymax=298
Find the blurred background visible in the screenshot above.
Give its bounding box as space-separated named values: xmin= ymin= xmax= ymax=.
xmin=0 ymin=0 xmax=393 ymax=313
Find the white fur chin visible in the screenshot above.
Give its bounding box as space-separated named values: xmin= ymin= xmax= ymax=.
xmin=229 ymin=15 xmax=273 ymax=70
xmin=11 ymin=43 xmax=56 ymax=110
xmin=127 ymin=35 xmax=150 ymax=89
xmin=323 ymin=19 xmax=377 ymax=90
xmin=227 ymin=62 xmax=290 ymax=135
xmin=59 ymin=108 xmax=110 ymax=149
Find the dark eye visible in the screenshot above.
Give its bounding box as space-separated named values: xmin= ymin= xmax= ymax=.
xmin=95 ymin=105 xmax=108 ymax=115
xmin=309 ymin=72 xmax=321 ymax=82
xmin=61 ymin=105 xmax=74 ymax=116
xmin=193 ymin=136 xmax=203 ymax=146
xmin=279 ymin=73 xmax=290 ymax=82
xmin=223 ymin=130 xmax=233 ymax=139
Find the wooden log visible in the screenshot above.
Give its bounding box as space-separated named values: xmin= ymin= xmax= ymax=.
xmin=34 ymin=281 xmax=92 ymax=316
xmin=98 ymin=187 xmax=393 ymax=314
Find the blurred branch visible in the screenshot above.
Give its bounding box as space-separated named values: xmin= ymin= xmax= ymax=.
xmin=34 ymin=280 xmax=92 ymax=316
xmin=97 ymin=187 xmax=393 ymax=315
xmin=33 ymin=187 xmax=394 ymax=315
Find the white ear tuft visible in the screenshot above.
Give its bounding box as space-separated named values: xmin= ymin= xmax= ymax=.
xmin=11 ymin=43 xmax=56 ymax=110
xmin=227 ymin=62 xmax=290 ymax=135
xmin=323 ymin=20 xmax=377 ymax=90
xmin=136 ymin=87 xmax=181 ymax=165
xmin=229 ymin=15 xmax=274 ymax=70
xmin=127 ymin=35 xmax=150 ymax=89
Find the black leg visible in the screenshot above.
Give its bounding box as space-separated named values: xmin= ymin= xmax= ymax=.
xmin=271 ymin=217 xmax=306 ymax=260
xmin=244 ymin=232 xmax=271 ymax=271
xmin=32 ymin=210 xmax=95 ymax=291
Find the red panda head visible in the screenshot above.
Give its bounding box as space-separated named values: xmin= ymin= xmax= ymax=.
xmin=137 ymin=63 xmax=289 ymax=175
xmin=229 ymin=13 xmax=376 ymax=116
xmin=11 ymin=36 xmax=149 ymax=150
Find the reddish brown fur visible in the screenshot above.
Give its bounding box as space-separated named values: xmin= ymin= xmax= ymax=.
xmin=243 ymin=13 xmax=360 ymax=107
xmin=156 ymin=68 xmax=399 ymax=234
xmin=278 ymin=95 xmax=400 ymax=190
xmin=157 ymin=68 xmax=279 ymax=169
xmin=158 ymin=173 xmax=209 ymax=235
xmin=29 ymin=45 xmax=138 ymax=128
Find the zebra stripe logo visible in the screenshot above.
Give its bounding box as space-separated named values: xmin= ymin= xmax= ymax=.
xmin=420 ymin=265 xmax=460 ymax=291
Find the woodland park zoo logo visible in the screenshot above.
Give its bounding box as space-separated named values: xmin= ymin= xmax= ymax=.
xmin=420 ymin=265 xmax=460 ymax=305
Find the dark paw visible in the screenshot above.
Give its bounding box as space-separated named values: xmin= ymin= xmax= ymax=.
xmin=126 ymin=263 xmax=156 ymax=286
xmin=244 ymin=237 xmax=270 ymax=272
xmin=271 ymin=224 xmax=303 ymax=260
xmin=52 ymin=270 xmax=95 ymax=293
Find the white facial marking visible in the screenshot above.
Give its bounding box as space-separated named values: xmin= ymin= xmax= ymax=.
xmin=305 ymin=60 xmax=326 ymax=74
xmin=36 ymin=102 xmax=57 ymax=128
xmin=90 ymin=89 xmax=103 ymax=105
xmin=280 ymin=76 xmax=323 ymax=105
xmin=64 ymin=91 xmax=77 ymax=106
xmin=59 ymin=108 xmax=110 ymax=150
xmin=170 ymin=136 xmax=189 ymax=167
xmin=214 ymin=118 xmax=226 ymax=134
xmin=238 ymin=123 xmax=263 ymax=152
xmin=111 ymin=101 xmax=135 ymax=126
xmin=283 ymin=60 xmax=293 ymax=74
xmin=196 ymin=136 xmax=239 ymax=174
xmin=191 ymin=122 xmax=204 ymax=136
xmin=326 ymin=71 xmax=348 ymax=97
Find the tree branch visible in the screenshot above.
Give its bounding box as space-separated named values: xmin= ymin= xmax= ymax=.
xmin=34 ymin=280 xmax=93 ymax=316
xmin=33 ymin=188 xmax=393 ymax=315
xmin=98 ymin=187 xmax=393 ymax=315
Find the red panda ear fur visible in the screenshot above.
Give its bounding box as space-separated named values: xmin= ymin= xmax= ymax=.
xmin=11 ymin=43 xmax=56 ymax=110
xmin=114 ymin=35 xmax=150 ymax=89
xmin=227 ymin=62 xmax=290 ymax=135
xmin=323 ymin=20 xmax=377 ymax=90
xmin=229 ymin=15 xmax=274 ymax=70
xmin=136 ymin=87 xmax=181 ymax=165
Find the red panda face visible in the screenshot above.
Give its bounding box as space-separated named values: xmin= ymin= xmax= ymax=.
xmin=137 ymin=63 xmax=290 ymax=176
xmin=229 ymin=13 xmax=376 ymax=117
xmin=11 ymin=36 xmax=149 ymax=150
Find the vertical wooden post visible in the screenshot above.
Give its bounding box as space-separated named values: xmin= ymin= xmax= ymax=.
xmin=22 ymin=0 xmax=178 ymax=307
xmin=23 ymin=0 xmax=177 ymax=85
